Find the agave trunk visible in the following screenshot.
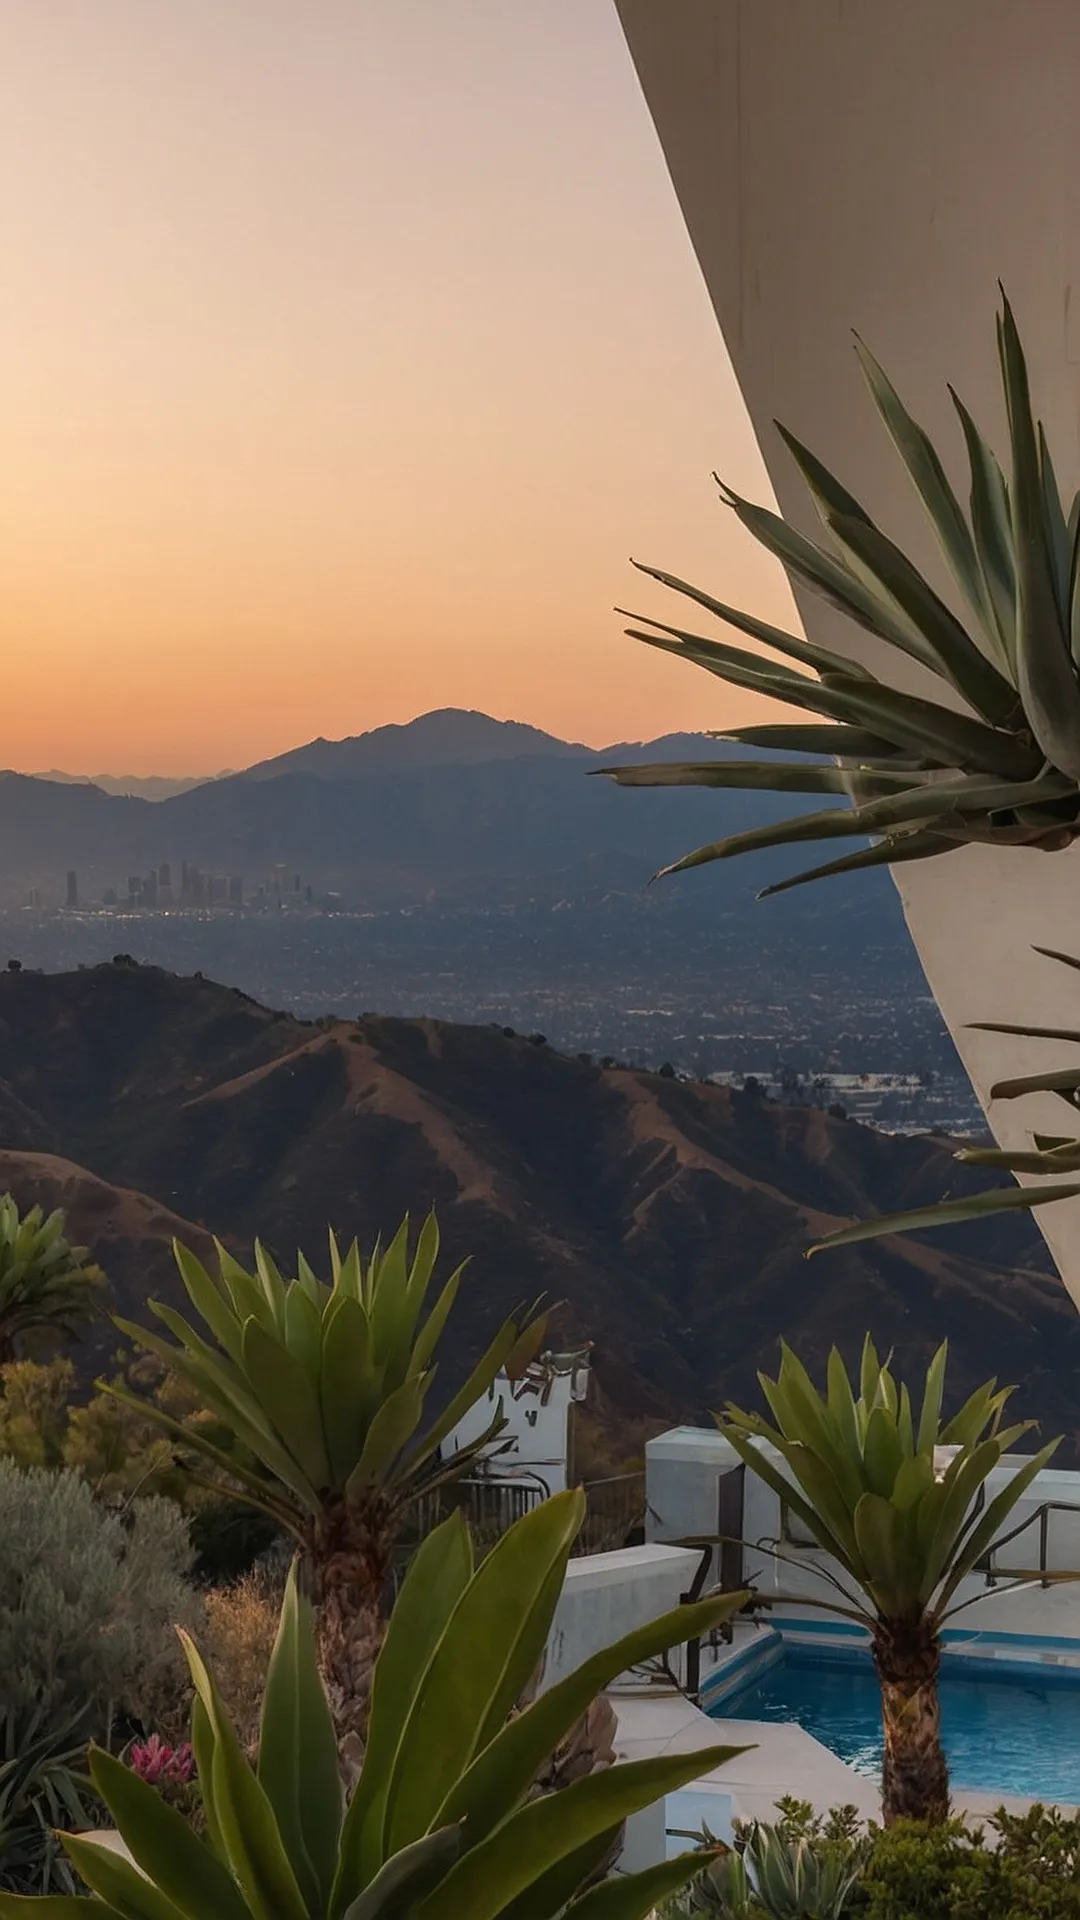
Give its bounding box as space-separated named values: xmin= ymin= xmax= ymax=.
xmin=308 ymin=1494 xmax=395 ymax=1782
xmin=872 ymin=1617 xmax=949 ymax=1826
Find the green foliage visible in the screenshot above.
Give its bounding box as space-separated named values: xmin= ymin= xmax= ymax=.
xmin=600 ymin=292 xmax=1080 ymax=894
xmin=0 ymin=1457 xmax=198 ymax=1735
xmin=106 ymin=1214 xmax=546 ymax=1542
xmin=0 ymin=1197 xmax=104 ymax=1363
xmin=0 ymin=1491 xmax=753 ymax=1919
xmin=0 ymin=1711 xmax=102 ymax=1895
xmin=852 ymin=1807 xmax=1080 ymax=1917
xmin=665 ymin=1804 xmax=867 ymax=1919
xmin=721 ymin=1337 xmax=1058 ymax=1630
xmin=809 ymin=946 xmax=1080 ymax=1252
xmin=665 ymin=1803 xmax=1080 ymax=1919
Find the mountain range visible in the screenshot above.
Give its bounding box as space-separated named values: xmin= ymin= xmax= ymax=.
xmin=4 ymin=707 xmax=879 ymax=919
xmin=0 ymin=961 xmax=1074 ymax=1459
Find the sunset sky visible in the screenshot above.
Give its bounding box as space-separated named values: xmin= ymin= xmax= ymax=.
xmin=2 ymin=0 xmax=796 ymax=775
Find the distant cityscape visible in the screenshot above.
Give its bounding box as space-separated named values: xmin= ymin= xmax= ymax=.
xmin=0 ymin=882 xmax=986 ymax=1139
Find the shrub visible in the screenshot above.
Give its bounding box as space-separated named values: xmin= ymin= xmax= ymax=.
xmin=200 ymin=1565 xmax=283 ymax=1755
xmin=0 ymin=1458 xmax=198 ymax=1738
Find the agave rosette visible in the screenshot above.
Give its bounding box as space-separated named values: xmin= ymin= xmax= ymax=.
xmin=600 ymin=293 xmax=1080 ymax=897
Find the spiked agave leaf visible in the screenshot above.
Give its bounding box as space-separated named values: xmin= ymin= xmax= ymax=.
xmin=0 ymin=1194 xmax=105 ymax=1362
xmin=105 ymin=1213 xmax=547 ymax=1537
xmin=720 ymin=1338 xmax=1060 ymax=1632
xmin=17 ymin=1502 xmax=750 ymax=1920
xmin=811 ymin=947 xmax=1080 ymax=1253
xmin=601 ymin=292 xmax=1080 ymax=896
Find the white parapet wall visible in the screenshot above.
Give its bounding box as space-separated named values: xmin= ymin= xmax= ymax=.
xmin=541 ymin=1541 xmax=702 ymax=1688
xmin=612 ymin=0 xmax=1080 ymax=1302
xmin=647 ymin=1425 xmax=1080 ymax=1640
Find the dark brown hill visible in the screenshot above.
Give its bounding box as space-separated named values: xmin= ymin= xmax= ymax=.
xmin=0 ymin=961 xmax=1076 ymax=1452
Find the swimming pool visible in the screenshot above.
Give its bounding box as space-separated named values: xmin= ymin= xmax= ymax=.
xmin=716 ymin=1645 xmax=1080 ymax=1802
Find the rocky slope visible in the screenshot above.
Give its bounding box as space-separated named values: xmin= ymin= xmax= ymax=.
xmin=0 ymin=961 xmax=1075 ymax=1451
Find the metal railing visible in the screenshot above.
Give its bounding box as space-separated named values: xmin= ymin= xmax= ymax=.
xmin=977 ymin=1497 xmax=1080 ymax=1589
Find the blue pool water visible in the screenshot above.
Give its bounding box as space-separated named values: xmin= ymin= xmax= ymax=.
xmin=718 ymin=1647 xmax=1080 ymax=1801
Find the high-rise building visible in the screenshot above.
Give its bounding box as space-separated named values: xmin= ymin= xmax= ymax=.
xmin=158 ymin=863 xmax=171 ymax=889
xmin=228 ymin=876 xmax=243 ymax=905
xmin=66 ymin=871 xmax=78 ymax=909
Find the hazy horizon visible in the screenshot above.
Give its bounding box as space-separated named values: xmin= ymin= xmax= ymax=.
xmin=3 ymin=0 xmax=795 ymax=776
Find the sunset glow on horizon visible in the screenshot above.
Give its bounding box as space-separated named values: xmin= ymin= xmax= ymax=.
xmin=2 ymin=0 xmax=798 ymax=776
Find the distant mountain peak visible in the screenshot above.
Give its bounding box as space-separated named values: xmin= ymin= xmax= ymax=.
xmin=240 ymin=708 xmax=591 ymax=782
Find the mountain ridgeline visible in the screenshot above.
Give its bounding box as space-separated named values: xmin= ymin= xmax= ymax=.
xmin=2 ymin=707 xmax=887 ymax=917
xmin=0 ymin=962 xmax=1074 ymax=1455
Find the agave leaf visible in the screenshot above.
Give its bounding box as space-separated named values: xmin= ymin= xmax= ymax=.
xmin=948 ymin=385 xmax=1016 ymax=670
xmin=595 ymin=758 xmax=884 ymax=795
xmin=990 ymin=1067 xmax=1080 ymax=1101
xmin=562 ymin=1850 xmax=728 ymax=1918
xmin=758 ymin=829 xmax=961 ymax=899
xmin=241 ymin=1318 xmax=332 ymax=1493
xmin=970 ymin=1021 xmax=1080 ymax=1043
xmin=716 ymin=479 xmax=963 ymax=659
xmin=335 ymin=1515 xmax=473 ymax=1906
xmin=723 ymin=722 xmax=909 ymax=757
xmin=344 ymin=1375 xmax=427 ymax=1495
xmin=84 ymin=1748 xmax=250 ymax=1920
xmin=409 ymin=1262 xmax=466 ymax=1374
xmin=179 ymin=1631 xmax=308 ymax=1920
xmin=824 ymin=510 xmax=1019 ymax=724
xmin=1034 ymin=945 xmax=1080 ymax=976
xmin=416 ymin=1747 xmax=745 ymax=1920
xmin=999 ymin=293 xmax=1080 ymax=780
xmin=935 ymin=1438 xmax=1062 ymax=1617
xmin=629 ymin=558 xmax=876 ymax=679
xmin=852 ymin=335 xmax=993 ymax=644
xmin=59 ymin=1834 xmax=186 ymax=1920
xmin=172 ymin=1243 xmax=245 ymax=1364
xmin=816 ymin=674 xmax=1040 ymax=779
xmin=339 ymin=1825 xmax=462 ymax=1920
xmin=258 ymin=1564 xmax=342 ymax=1914
xmin=320 ymin=1295 xmax=375 ymax=1485
xmin=808 ymin=1180 xmax=1080 ymax=1254
xmin=916 ymin=1344 xmax=949 ymax=1458
xmin=652 ymin=804 xmax=876 ymax=880
xmin=384 ymin=1491 xmax=585 ymax=1854
xmin=437 ymin=1591 xmax=747 ymax=1844
xmin=1039 ymin=422 xmax=1072 ymax=626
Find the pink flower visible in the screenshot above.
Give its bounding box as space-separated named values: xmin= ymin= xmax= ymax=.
xmin=128 ymin=1735 xmax=195 ymax=1788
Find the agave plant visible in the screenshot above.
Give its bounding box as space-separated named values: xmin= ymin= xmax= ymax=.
xmin=0 ymin=1197 xmax=104 ymax=1364
xmin=719 ymin=1338 xmax=1062 ymax=1826
xmin=103 ymin=1213 xmax=546 ymax=1763
xmin=808 ymin=946 xmax=1080 ymax=1253
xmin=599 ymin=292 xmax=1080 ymax=896
xmin=668 ymin=1819 xmax=863 ymax=1919
xmin=0 ymin=1493 xmax=750 ymax=1920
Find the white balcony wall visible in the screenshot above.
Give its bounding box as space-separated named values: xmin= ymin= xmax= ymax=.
xmin=613 ymin=0 xmax=1080 ymax=1299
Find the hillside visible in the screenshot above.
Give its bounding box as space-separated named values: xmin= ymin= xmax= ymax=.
xmin=0 ymin=962 xmax=1075 ymax=1451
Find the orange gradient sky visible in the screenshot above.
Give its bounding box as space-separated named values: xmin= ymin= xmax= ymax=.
xmin=2 ymin=0 xmax=797 ymax=775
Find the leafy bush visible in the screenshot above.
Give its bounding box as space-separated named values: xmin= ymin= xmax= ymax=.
xmin=200 ymin=1566 xmax=283 ymax=1755
xmin=0 ymin=1458 xmax=198 ymax=1737
xmin=665 ymin=1802 xmax=1080 ymax=1919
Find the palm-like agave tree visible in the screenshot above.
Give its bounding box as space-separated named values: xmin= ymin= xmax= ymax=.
xmin=809 ymin=944 xmax=1080 ymax=1254
xmin=599 ymin=293 xmax=1080 ymax=897
xmin=0 ymin=1196 xmax=104 ymax=1364
xmin=720 ymin=1338 xmax=1061 ymax=1825
xmin=105 ymin=1212 xmax=545 ymax=1764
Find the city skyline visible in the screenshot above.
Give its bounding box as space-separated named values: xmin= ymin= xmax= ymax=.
xmin=2 ymin=0 xmax=796 ymax=776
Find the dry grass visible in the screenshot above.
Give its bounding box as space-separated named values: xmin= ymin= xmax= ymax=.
xmin=200 ymin=1564 xmax=284 ymax=1754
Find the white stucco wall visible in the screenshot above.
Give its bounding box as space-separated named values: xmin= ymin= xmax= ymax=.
xmin=542 ymin=1541 xmax=701 ymax=1688
xmin=613 ymin=0 xmax=1080 ymax=1299
xmin=646 ymin=1425 xmax=1080 ymax=1638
